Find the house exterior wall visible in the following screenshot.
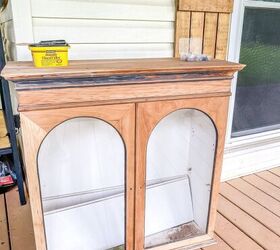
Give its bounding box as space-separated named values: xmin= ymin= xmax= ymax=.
xmin=1 ymin=0 xmax=278 ymax=180
xmin=1 ymin=0 xmax=175 ymax=61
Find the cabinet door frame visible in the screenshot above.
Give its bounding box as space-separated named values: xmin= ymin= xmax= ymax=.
xmin=135 ymin=96 xmax=230 ymax=250
xmin=20 ymin=103 xmax=135 ymax=250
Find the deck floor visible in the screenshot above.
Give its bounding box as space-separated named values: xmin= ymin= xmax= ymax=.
xmin=1 ymin=167 xmax=280 ymax=250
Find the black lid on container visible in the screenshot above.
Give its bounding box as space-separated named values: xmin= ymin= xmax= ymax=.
xmin=29 ymin=40 xmax=69 ymax=47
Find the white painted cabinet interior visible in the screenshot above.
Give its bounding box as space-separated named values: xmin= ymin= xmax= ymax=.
xmin=0 ymin=0 xmax=176 ymax=61
xmin=145 ymin=110 xmax=216 ymax=248
xmin=38 ymin=118 xmax=125 ymax=250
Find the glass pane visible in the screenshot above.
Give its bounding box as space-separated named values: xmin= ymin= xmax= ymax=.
xmin=232 ymin=8 xmax=280 ymax=137
xmin=145 ymin=110 xmax=216 ymax=248
xmin=38 ymin=118 xmax=125 ymax=250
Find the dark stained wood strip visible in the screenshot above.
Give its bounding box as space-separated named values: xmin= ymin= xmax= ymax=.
xmin=14 ymin=72 xmax=234 ymax=91
xmin=243 ymin=174 xmax=280 ymax=202
xmin=220 ymin=182 xmax=280 ymax=236
xmin=218 ymin=195 xmax=280 ymax=250
xmin=228 ymin=178 xmax=280 ymax=217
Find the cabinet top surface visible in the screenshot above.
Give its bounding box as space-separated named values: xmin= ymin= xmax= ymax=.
xmin=2 ymin=58 xmax=244 ymax=81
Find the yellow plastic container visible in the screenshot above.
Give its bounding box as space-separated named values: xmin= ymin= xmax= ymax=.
xmin=29 ymin=41 xmax=70 ymax=68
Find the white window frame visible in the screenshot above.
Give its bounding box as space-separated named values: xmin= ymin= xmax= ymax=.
xmin=222 ymin=0 xmax=280 ymax=180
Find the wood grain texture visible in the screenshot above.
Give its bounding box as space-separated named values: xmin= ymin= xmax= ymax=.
xmin=1 ymin=59 xmax=244 ymax=81
xmin=175 ymin=11 xmax=191 ymax=57
xmin=270 ymin=167 xmax=280 ymax=177
xmin=179 ymin=0 xmax=233 ymax=13
xmin=10 ymin=59 xmax=243 ymax=249
xmin=20 ymin=104 xmax=135 ymax=250
xmin=0 ymin=194 xmax=9 ymax=250
xmin=190 ymin=12 xmax=205 ymax=54
xmin=215 ymin=14 xmax=230 ymax=60
xmin=214 ymin=213 xmax=262 ymax=250
xmin=243 ymin=174 xmax=280 ymax=202
xmin=220 ymin=182 xmax=280 ymax=236
xmin=228 ymin=178 xmax=280 ymax=217
xmin=5 ymin=188 xmax=36 ymax=250
xmin=135 ymin=96 xmax=230 ymax=249
xmin=256 ymin=171 xmax=280 ymax=187
xmin=16 ymin=80 xmax=232 ymax=111
xmin=202 ymin=234 xmax=231 ymax=250
xmin=203 ymin=13 xmax=218 ymax=58
xmin=218 ymin=195 xmax=280 ymax=250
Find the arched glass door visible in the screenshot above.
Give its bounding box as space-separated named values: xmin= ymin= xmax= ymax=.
xmin=145 ymin=109 xmax=217 ymax=248
xmin=38 ymin=117 xmax=125 ymax=250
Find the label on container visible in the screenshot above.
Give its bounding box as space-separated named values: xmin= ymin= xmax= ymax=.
xmin=0 ymin=175 xmax=14 ymax=186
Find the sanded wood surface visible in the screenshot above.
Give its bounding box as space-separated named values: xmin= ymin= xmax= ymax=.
xmin=203 ymin=13 xmax=218 ymax=58
xmin=20 ymin=104 xmax=136 ymax=250
xmin=135 ymin=96 xmax=230 ymax=249
xmin=215 ymin=14 xmax=230 ymax=60
xmin=0 ymin=111 xmax=10 ymax=149
xmin=178 ymin=0 xmax=233 ymax=13
xmin=16 ymin=80 xmax=232 ymax=112
xmin=190 ymin=12 xmax=204 ymax=54
xmin=1 ymin=59 xmax=244 ymax=81
xmin=175 ymin=1 xmax=233 ymax=59
xmin=2 ymin=167 xmax=280 ymax=249
xmin=175 ymin=11 xmax=191 ymax=57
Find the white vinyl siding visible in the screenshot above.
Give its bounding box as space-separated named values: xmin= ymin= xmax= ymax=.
xmin=4 ymin=0 xmax=176 ymax=61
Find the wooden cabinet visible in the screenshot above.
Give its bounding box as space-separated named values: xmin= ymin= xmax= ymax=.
xmin=2 ymin=58 xmax=243 ymax=250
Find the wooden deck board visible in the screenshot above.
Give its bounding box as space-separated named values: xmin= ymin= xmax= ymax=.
xmin=214 ymin=213 xmax=262 ymax=250
xmin=269 ymin=167 xmax=280 ymax=177
xmin=218 ymin=195 xmax=280 ymax=250
xmin=256 ymin=171 xmax=280 ymax=188
xmin=5 ymin=188 xmax=35 ymax=250
xmin=2 ymin=167 xmax=280 ymax=250
xmin=220 ymin=182 xmax=280 ymax=236
xmin=0 ymin=194 xmax=9 ymax=250
xmin=243 ymin=174 xmax=280 ymax=201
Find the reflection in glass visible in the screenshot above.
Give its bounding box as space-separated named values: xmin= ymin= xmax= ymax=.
xmin=145 ymin=110 xmax=216 ymax=248
xmin=38 ymin=118 xmax=125 ymax=250
xmin=232 ymin=8 xmax=280 ymax=137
